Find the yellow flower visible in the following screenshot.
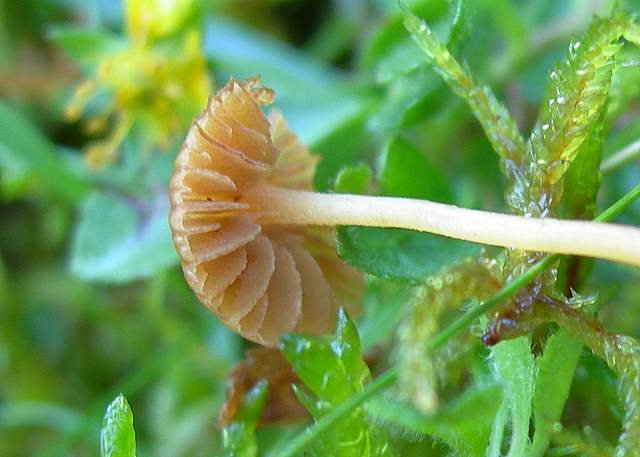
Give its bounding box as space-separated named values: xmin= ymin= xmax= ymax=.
xmin=65 ymin=0 xmax=211 ymax=168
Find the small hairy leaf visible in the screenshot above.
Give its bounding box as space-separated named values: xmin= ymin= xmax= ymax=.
xmin=221 ymin=380 xmax=268 ymax=457
xmin=100 ymin=394 xmax=136 ymax=457
xmin=490 ymin=337 xmax=535 ymax=457
xmin=366 ymin=384 xmax=502 ymax=457
xmin=517 ymin=12 xmax=631 ymax=216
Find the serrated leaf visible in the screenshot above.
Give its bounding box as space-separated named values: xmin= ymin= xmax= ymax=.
xmin=0 ymin=103 xmax=90 ymax=204
xmin=520 ymin=12 xmax=631 ymax=216
xmin=100 ymin=394 xmax=136 ymax=457
xmin=70 ymin=191 xmax=177 ymax=283
xmin=365 ymin=383 xmax=502 ymax=457
xmin=490 ymin=336 xmax=535 ymax=457
xmin=222 ymin=380 xmax=268 ymax=457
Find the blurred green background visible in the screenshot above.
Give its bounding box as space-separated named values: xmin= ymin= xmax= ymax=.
xmin=1 ymin=0 xmax=640 ymax=456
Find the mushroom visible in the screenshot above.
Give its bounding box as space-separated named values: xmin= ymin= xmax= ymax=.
xmin=169 ymin=76 xmax=640 ymax=347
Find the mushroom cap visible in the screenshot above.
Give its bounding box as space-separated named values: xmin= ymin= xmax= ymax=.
xmin=169 ymin=76 xmax=364 ymax=346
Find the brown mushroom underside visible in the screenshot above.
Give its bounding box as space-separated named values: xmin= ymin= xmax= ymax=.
xmin=169 ymin=77 xmax=364 ymax=347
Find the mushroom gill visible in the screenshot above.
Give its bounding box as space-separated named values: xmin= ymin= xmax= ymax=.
xmin=169 ymin=76 xmax=364 ymax=347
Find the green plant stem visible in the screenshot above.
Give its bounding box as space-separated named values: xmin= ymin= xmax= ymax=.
xmin=594 ymin=183 xmax=640 ymax=222
xmin=601 ymin=139 xmax=640 ymax=174
xmin=273 ymin=184 xmax=640 ymax=457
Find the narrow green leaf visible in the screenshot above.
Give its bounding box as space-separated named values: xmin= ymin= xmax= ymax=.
xmin=490 ymin=336 xmax=535 ymax=457
xmin=70 ymin=191 xmax=177 ymax=283
xmin=0 ymin=103 xmax=90 ymax=203
xmin=522 ymin=12 xmax=630 ymax=216
xmin=100 ymin=394 xmax=136 ymax=457
xmin=529 ymin=331 xmax=583 ymax=457
xmin=222 ymin=380 xmax=268 ymax=457
xmin=561 ymin=123 xmax=603 ymax=220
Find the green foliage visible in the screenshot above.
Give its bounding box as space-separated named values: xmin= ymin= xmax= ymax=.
xmin=100 ymin=394 xmax=136 ymax=457
xmin=70 ymin=191 xmax=177 ymax=283
xmin=523 ymin=12 xmax=629 ymax=216
xmin=48 ymin=27 xmax=124 ymax=66
xmin=221 ymin=380 xmax=268 ymax=457
xmin=489 ymin=337 xmax=535 ymax=457
xmin=333 ymin=162 xmax=372 ymax=195
xmin=281 ymin=308 xmax=392 ymax=457
xmin=335 ymin=142 xmax=479 ymax=283
xmin=0 ymin=103 xmax=90 ymax=203
xmin=4 ymin=2 xmax=640 ymax=457
xmin=402 ymin=4 xmax=526 ymax=164
xmin=377 ymin=137 xmax=451 ymax=201
xmin=337 ymin=226 xmax=480 ymax=283
xmin=366 ymin=384 xmax=502 ymax=457
xmin=530 ymin=331 xmax=583 ymax=457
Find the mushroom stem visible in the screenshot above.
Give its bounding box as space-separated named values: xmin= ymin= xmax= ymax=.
xmin=250 ymin=184 xmax=640 ymax=267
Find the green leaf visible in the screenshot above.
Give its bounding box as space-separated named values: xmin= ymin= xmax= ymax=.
xmin=378 ymin=137 xmax=451 ymax=201
xmin=490 ymin=336 xmax=535 ymax=457
xmin=222 ymin=380 xmax=268 ymax=457
xmin=313 ymin=108 xmax=374 ymax=192
xmin=368 ymin=66 xmax=444 ymax=137
xmin=100 ymin=394 xmax=136 ymax=457
xmin=281 ymin=308 xmax=370 ymax=405
xmin=365 ymin=383 xmax=503 ymax=457
xmin=281 ymin=308 xmax=392 ymax=457
xmin=374 ymin=40 xmax=427 ymax=84
xmin=561 ymin=120 xmax=603 ymax=220
xmin=48 ymin=26 xmax=124 ymax=66
xmin=70 ymin=191 xmax=177 ymax=283
xmin=0 ymin=103 xmax=90 ymax=204
xmin=529 ymin=331 xmax=583 ymax=457
xmin=337 ymin=227 xmax=480 ymax=283
xmin=335 ymin=137 xmax=475 ymax=283
xmin=0 ymin=142 xmax=30 ymax=199
xmin=333 ymin=163 xmax=371 ymax=194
